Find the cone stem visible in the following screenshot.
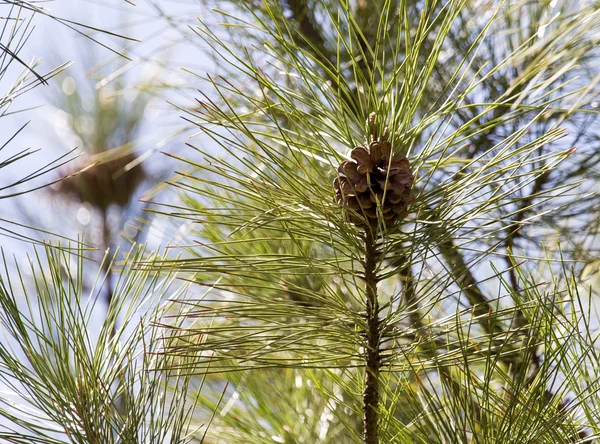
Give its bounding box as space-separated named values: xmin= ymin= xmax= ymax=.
xmin=363 ymin=231 xmax=381 ymax=444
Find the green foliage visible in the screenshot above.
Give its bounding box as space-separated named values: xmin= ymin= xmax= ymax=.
xmin=3 ymin=0 xmax=600 ymax=442
xmin=0 ymin=245 xmax=203 ymax=443
xmin=0 ymin=2 xmax=206 ymax=442
xmin=147 ymin=0 xmax=600 ymax=442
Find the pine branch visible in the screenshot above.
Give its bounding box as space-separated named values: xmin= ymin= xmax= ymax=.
xmin=279 ymin=0 xmax=362 ymax=116
xmin=144 ymin=1 xmax=600 ymax=440
xmin=362 ymin=231 xmax=381 ymax=444
xmin=504 ymin=168 xmax=551 ymax=294
xmin=397 ymin=248 xmax=422 ymax=330
xmin=282 ymin=0 xmax=331 ymax=64
xmin=436 ymin=226 xmax=504 ymax=335
xmin=278 ymin=0 xmax=507 ymax=345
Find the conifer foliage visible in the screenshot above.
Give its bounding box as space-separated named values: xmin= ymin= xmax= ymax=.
xmin=2 ymin=0 xmax=600 ymax=443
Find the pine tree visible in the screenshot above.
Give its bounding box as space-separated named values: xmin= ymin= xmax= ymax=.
xmin=2 ymin=0 xmax=600 ymax=443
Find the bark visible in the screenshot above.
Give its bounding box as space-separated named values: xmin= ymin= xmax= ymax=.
xmin=363 ymin=232 xmax=381 ymax=444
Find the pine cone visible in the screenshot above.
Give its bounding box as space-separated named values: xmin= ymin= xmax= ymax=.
xmin=334 ymin=140 xmax=414 ymax=229
xmin=52 ymin=153 xmax=145 ymax=211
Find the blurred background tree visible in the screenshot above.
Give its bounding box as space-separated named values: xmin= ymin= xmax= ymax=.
xmin=48 ymin=58 xmax=151 ymax=306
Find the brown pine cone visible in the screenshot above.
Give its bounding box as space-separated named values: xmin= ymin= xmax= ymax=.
xmin=51 ymin=153 xmax=145 ymax=211
xmin=334 ymin=140 xmax=414 ymax=230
